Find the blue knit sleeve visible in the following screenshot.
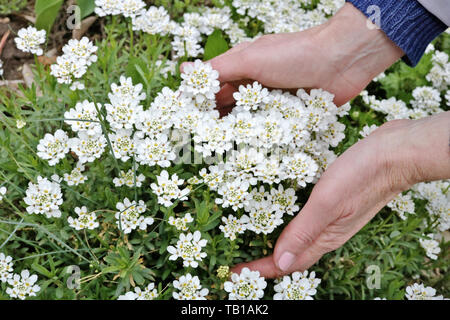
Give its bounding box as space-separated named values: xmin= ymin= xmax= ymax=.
xmin=346 ymin=0 xmax=447 ymax=66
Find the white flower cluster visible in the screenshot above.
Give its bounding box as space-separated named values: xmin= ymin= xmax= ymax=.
xmin=274 ymin=270 xmax=321 ymax=300
xmin=224 ymin=267 xmax=267 ymax=300
xmin=115 ymin=198 xmax=154 ymax=234
xmin=419 ymin=234 xmax=441 ymax=260
xmin=0 ymin=252 xmax=13 ymax=283
xmin=232 ymin=0 xmax=344 ymax=33
xmin=113 ymin=168 xmax=145 ymax=188
xmin=23 ymin=176 xmax=63 ymax=218
xmin=413 ymin=180 xmax=450 ymax=232
xmin=118 ymin=283 xmax=158 ymax=300
xmin=168 ymin=213 xmax=194 ymax=232
xmin=173 ymin=273 xmax=209 ymax=300
xmin=167 ymin=231 xmax=207 ymax=268
xmin=151 ymin=170 xmax=190 ymax=207
xmin=387 ymin=192 xmax=415 ymax=221
xmin=68 ymin=206 xmax=100 ymax=230
xmin=36 ymin=129 xmax=70 ymax=166
xmin=63 ymin=163 xmax=88 ymax=186
xmin=14 ymin=26 xmax=46 ymax=56
xmin=426 ymin=50 xmax=450 ymax=91
xmin=405 ymin=283 xmax=444 ymax=300
xmin=50 ymin=37 xmax=98 ymax=87
xmin=1 ymin=253 xmax=40 ymax=300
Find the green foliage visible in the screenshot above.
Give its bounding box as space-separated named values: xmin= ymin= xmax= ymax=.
xmin=35 ymin=0 xmax=63 ymax=34
xmin=204 ymin=29 xmax=229 ymax=61
xmin=0 ymin=0 xmax=27 ymax=16
xmin=77 ymin=0 xmax=96 ymax=19
xmin=0 ymin=2 xmax=449 ymax=301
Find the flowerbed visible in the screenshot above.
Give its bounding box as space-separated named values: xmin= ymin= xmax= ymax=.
xmin=0 ymin=0 xmax=448 ymax=300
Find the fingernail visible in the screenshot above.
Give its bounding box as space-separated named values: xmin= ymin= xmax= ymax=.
xmin=278 ymin=252 xmax=296 ymax=272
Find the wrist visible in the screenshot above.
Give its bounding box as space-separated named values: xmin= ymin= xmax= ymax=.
xmin=404 ymin=112 xmax=450 ymax=183
xmin=316 ymin=3 xmax=404 ymax=89
xmin=378 ymin=113 xmax=450 ymax=194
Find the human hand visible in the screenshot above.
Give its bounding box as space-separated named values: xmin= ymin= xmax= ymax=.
xmin=231 ymin=112 xmax=450 ymax=278
xmin=181 ymin=3 xmax=403 ymax=114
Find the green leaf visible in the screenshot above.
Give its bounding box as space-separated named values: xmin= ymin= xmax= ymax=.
xmin=77 ymin=0 xmax=96 ymax=19
xmin=35 ymin=0 xmax=63 ymax=34
xmin=31 ymin=262 xmax=53 ymax=278
xmin=203 ymin=29 xmax=229 ymax=61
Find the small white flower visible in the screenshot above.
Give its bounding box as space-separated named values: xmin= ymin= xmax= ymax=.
xmin=62 ymin=37 xmax=98 ymax=66
xmin=135 ymin=134 xmax=176 ymax=168
xmin=0 ymin=186 xmax=7 ymax=202
xmin=68 ymin=206 xmax=99 ymax=230
xmin=64 ymin=100 xmax=102 ymax=136
xmin=0 ymin=252 xmax=14 ymax=283
xmin=219 ymin=214 xmax=249 ymax=241
xmin=173 ymin=274 xmax=209 ymax=300
xmin=6 ymin=270 xmax=40 ymax=300
xmin=282 ymin=152 xmax=318 ymax=188
xmin=168 ymin=213 xmax=194 ymax=231
xmin=387 ymin=192 xmax=415 ymax=220
xmin=419 ymin=234 xmax=441 ymax=260
xmin=68 ymin=132 xmax=107 ymax=164
xmin=167 ymin=231 xmax=207 ymax=268
xmin=16 ymin=119 xmax=26 ymax=129
xmin=246 ymin=201 xmax=283 ymax=235
xmin=63 ymin=163 xmax=88 ymax=186
xmin=405 ymin=283 xmax=444 ymax=300
xmin=113 ymin=168 xmax=145 ymax=188
xmin=14 ymin=26 xmax=46 ymax=56
xmin=115 ymin=198 xmax=153 ymax=234
xmin=270 ymin=185 xmax=299 ymax=216
xmin=274 ymin=271 xmax=320 ymax=300
xmin=24 ymin=176 xmax=63 ymax=218
xmin=151 ymin=170 xmax=190 ymax=207
xmin=118 ymin=283 xmax=159 ymax=300
xmin=224 ymin=267 xmax=267 ymax=300
xmin=359 ymin=124 xmax=378 ymax=138
xmin=179 ymin=60 xmax=220 ymax=103
xmin=233 ymin=81 xmax=270 ymax=111
xmin=37 ymin=129 xmax=70 ymax=166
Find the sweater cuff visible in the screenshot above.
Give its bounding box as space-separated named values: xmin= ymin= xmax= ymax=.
xmin=346 ymin=0 xmax=447 ymax=66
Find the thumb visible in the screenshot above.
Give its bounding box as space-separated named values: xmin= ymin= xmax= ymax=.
xmin=273 ymin=192 xmax=337 ymax=273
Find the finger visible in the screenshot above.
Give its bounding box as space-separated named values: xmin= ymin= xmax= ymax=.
xmin=216 ymin=83 xmax=238 ymax=109
xmin=208 ymin=47 xmax=255 ymax=83
xmin=179 ymin=41 xmax=252 ymax=76
xmin=272 ymin=189 xmax=340 ymax=273
xmin=230 ymin=255 xmax=283 ymax=279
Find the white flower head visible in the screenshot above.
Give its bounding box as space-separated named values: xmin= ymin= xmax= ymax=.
xmin=274 ymin=271 xmax=320 ymax=300
xmin=224 ymin=267 xmax=267 ymax=300
xmin=151 ymin=170 xmax=190 ymax=207
xmin=0 ymin=252 xmax=14 ymax=283
xmin=173 ymin=273 xmax=209 ymax=300
xmin=14 ymin=26 xmax=46 ymax=56
xmin=115 ymin=198 xmax=153 ymax=234
xmin=167 ymin=231 xmax=207 ymax=268
xmin=180 ymin=60 xmax=220 ymax=103
xmin=68 ymin=206 xmax=99 ymax=230
xmin=24 ymin=176 xmax=63 ymax=218
xmin=6 ymin=270 xmax=40 ymax=300
xmin=37 ymin=129 xmax=70 ymax=166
